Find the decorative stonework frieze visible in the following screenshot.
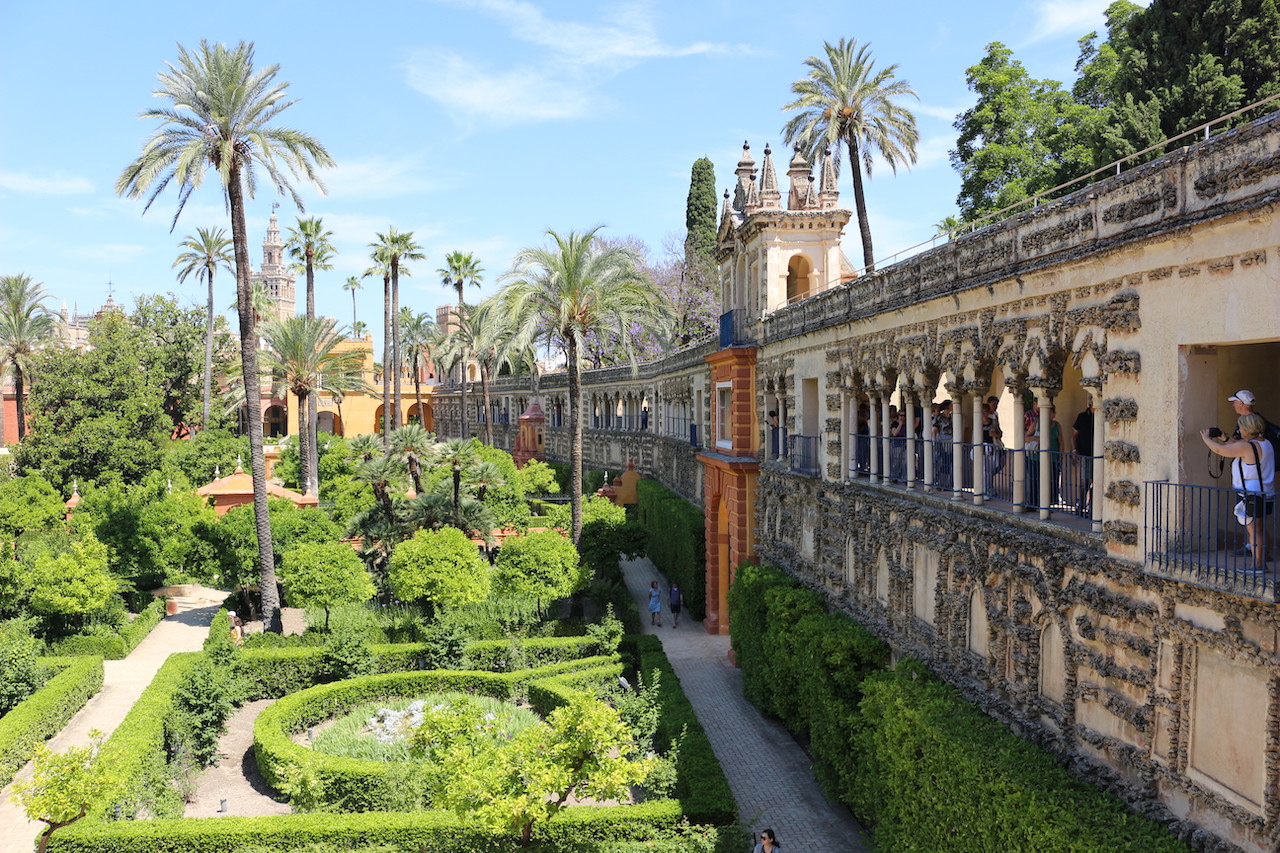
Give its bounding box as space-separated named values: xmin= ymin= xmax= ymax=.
xmin=1105 ymin=480 xmax=1142 ymax=506
xmin=1102 ymin=185 xmax=1177 ymax=224
xmin=1105 ymin=441 xmax=1141 ymax=463
xmin=1103 ymin=519 xmax=1139 ymax=545
xmin=1103 ymin=397 xmax=1139 ymax=421
xmin=1193 ymin=148 xmax=1280 ymax=200
xmin=1102 ymin=350 xmax=1141 ymax=374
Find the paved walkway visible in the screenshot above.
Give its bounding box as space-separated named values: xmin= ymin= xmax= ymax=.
xmin=620 ymin=556 xmax=873 ymax=853
xmin=185 ymin=699 xmax=291 ymax=818
xmin=0 ymin=605 xmax=217 ymax=853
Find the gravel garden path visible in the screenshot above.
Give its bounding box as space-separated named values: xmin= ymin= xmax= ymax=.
xmin=185 ymin=699 xmax=292 ymax=818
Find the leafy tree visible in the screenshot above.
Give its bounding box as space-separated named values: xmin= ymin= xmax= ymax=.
xmin=950 ymin=43 xmax=1095 ymax=221
xmin=0 ymin=274 xmax=56 ymax=441
xmin=206 ymin=498 xmax=341 ymax=596
xmin=685 ymin=156 xmax=717 ymax=258
xmin=117 ymin=39 xmax=334 ymax=633
xmin=1113 ymin=0 xmax=1280 ymax=143
xmin=160 ymin=429 xmax=248 ymax=487
xmin=16 ymin=311 xmax=170 ymax=493
xmin=415 ymin=694 xmax=653 ymax=844
xmin=28 ymin=534 xmax=116 ymax=630
xmin=0 ymin=475 xmax=66 ymax=546
xmin=75 ymin=477 xmax=219 ymax=589
xmin=498 ymin=228 xmax=670 ymax=543
xmin=172 ymin=227 xmax=233 ymax=428
xmin=0 ymin=616 xmax=49 ymax=713
xmin=388 ymin=527 xmax=489 ymax=618
xmin=12 ymin=731 xmax=112 ymax=853
xmin=514 ymin=458 xmax=559 ymax=497
xmin=279 ymin=541 xmax=375 ymax=630
xmin=131 ymin=294 xmax=216 ymax=434
xmin=782 ymin=38 xmax=919 ymax=271
xmin=437 ymin=250 xmax=485 ymax=438
xmin=493 ymin=529 xmax=585 ymax=605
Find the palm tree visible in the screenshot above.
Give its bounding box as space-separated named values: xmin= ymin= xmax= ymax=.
xmin=400 ymin=309 xmax=437 ymax=430
xmin=260 ymin=315 xmax=367 ymax=496
xmin=285 ymin=217 xmax=336 ymax=493
xmin=390 ymin=423 xmax=434 ymax=494
xmin=117 ymin=40 xmax=334 ymax=632
xmin=437 ymin=251 xmax=484 ymax=438
xmin=498 ymin=228 xmax=669 ymax=543
xmin=371 ymin=229 xmax=425 ymax=431
xmin=437 ymin=298 xmax=510 ymax=446
xmin=363 ymin=248 xmax=393 ymax=446
xmin=782 ymin=38 xmax=919 ymax=272
xmin=0 ymin=275 xmax=55 ymax=441
xmin=342 ymin=276 xmax=362 ymax=331
xmin=173 ymin=228 xmax=233 ymax=429
xmin=935 ymin=215 xmax=965 ymax=242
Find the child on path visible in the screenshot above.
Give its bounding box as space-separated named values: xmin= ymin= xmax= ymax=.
xmin=648 ymin=581 xmax=662 ymax=627
xmin=669 ymin=582 xmax=683 ymax=628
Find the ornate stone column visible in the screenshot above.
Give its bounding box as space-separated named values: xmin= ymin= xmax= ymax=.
xmin=880 ymin=390 xmax=893 ymax=484
xmin=904 ymin=387 xmax=918 ymax=487
xmin=950 ymin=390 xmax=964 ymax=501
xmin=1037 ymin=389 xmax=1052 ymax=521
xmin=1011 ymin=387 xmax=1026 ymax=512
xmin=971 ymin=389 xmax=985 ymax=506
xmin=868 ymin=390 xmax=881 ymax=484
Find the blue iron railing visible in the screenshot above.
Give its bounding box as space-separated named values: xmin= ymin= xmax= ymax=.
xmin=718 ymin=309 xmax=754 ymax=348
xmin=790 ymin=435 xmax=820 ymax=477
xmin=1145 ymin=480 xmax=1275 ymax=599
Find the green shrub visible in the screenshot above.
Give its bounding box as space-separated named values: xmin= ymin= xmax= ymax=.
xmin=851 ymin=661 xmax=1189 ymax=852
xmin=0 ymin=617 xmax=50 ymax=712
xmin=727 ymin=563 xmax=1187 ymax=853
xmin=635 ymin=481 xmax=705 ymax=619
xmin=388 ymin=528 xmax=491 ymax=618
xmin=50 ymin=599 xmax=166 ymax=660
xmin=493 ymin=529 xmax=586 ymax=604
xmin=0 ymin=655 xmax=103 ymax=789
xmin=167 ymin=656 xmax=239 ymax=770
xmin=324 ymin=630 xmax=377 ymax=681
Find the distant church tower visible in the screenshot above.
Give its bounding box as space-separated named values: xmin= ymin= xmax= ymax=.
xmin=251 ymin=211 xmax=296 ymax=321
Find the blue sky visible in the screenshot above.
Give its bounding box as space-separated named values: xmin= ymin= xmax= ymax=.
xmin=0 ymin=0 xmax=1123 ymax=342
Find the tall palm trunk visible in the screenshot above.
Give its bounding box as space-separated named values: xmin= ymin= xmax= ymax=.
xmin=412 ymin=352 xmax=425 ymax=433
xmin=456 ymin=283 xmax=468 ymax=439
xmin=297 ymin=387 xmax=313 ymax=494
xmin=203 ymin=273 xmax=215 ymax=428
xmin=391 ymin=258 xmax=402 ymax=430
xmin=481 ymin=362 xmax=493 ymax=446
xmin=228 ymin=166 xmax=279 ymax=632
xmin=350 ymin=289 xmax=358 ymax=329
xmin=847 ymin=137 xmax=875 ymax=271
xmin=305 ymin=257 xmax=319 ymax=494
xmin=12 ymin=362 xmax=25 ymax=440
xmin=381 ymin=272 xmax=391 ymax=448
xmin=567 ymin=338 xmax=583 ymax=544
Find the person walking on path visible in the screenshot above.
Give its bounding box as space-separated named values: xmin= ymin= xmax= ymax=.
xmin=752 ymin=828 xmax=781 ymax=852
xmin=648 ymin=580 xmax=663 ymax=627
xmin=668 ymin=582 xmax=683 ymax=628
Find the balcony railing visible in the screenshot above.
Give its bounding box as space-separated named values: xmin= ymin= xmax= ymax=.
xmin=1145 ymin=481 xmax=1276 ymax=599
xmin=790 ymin=435 xmax=820 ymax=477
xmin=851 ymin=435 xmax=1097 ymax=520
xmin=718 ymin=309 xmax=754 ymax=348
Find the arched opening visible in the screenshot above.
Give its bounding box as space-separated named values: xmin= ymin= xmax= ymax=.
xmin=786 ymin=254 xmax=812 ymax=303
xmin=264 ymin=405 xmax=287 ymax=438
xmin=373 ymin=404 xmax=386 ymax=435
xmin=316 ymin=411 xmax=343 ymax=437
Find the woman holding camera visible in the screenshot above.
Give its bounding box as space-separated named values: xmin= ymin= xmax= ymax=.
xmin=1202 ymin=413 xmax=1275 ymax=571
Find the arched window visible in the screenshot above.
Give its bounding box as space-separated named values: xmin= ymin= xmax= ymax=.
xmin=786 ymin=254 xmax=813 ymax=302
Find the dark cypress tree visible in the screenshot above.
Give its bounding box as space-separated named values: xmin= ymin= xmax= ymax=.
xmin=684 ymin=157 xmax=717 ymax=258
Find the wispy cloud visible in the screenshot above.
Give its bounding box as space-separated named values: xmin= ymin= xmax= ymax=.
xmin=321 ymin=155 xmax=452 ymax=200
xmin=912 ymin=134 xmax=955 ymax=171
xmin=0 ymin=170 xmax=93 ymax=195
xmin=406 ymin=0 xmax=738 ymax=126
xmin=1021 ymin=0 xmax=1115 ymax=45
xmin=915 ymin=102 xmax=967 ymax=123
xmin=74 ymin=243 xmax=146 ymax=263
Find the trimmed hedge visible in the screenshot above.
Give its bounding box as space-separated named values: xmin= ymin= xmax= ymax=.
xmin=852 ymin=661 xmax=1189 ymax=852
xmin=49 ymin=599 xmax=167 ymax=659
xmin=727 ymin=564 xmax=1190 ymax=853
xmin=90 ymin=652 xmax=199 ymax=820
xmin=628 ymin=635 xmax=735 ymax=826
xmin=0 ymin=655 xmax=103 ymax=788
xmin=254 ymin=658 xmax=618 ymax=813
xmin=49 ymin=805 xmax=715 ymax=853
xmin=635 ymin=481 xmax=705 ymax=619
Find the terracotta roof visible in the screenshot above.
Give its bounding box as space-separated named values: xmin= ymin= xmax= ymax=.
xmin=197 ymin=464 xmax=318 ymax=506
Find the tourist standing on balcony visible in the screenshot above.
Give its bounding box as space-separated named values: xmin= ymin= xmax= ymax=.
xmin=1203 ymin=413 xmax=1275 ymax=571
xmin=934 ymin=400 xmax=954 ymax=491
xmin=1072 ymin=398 xmax=1096 ymax=515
